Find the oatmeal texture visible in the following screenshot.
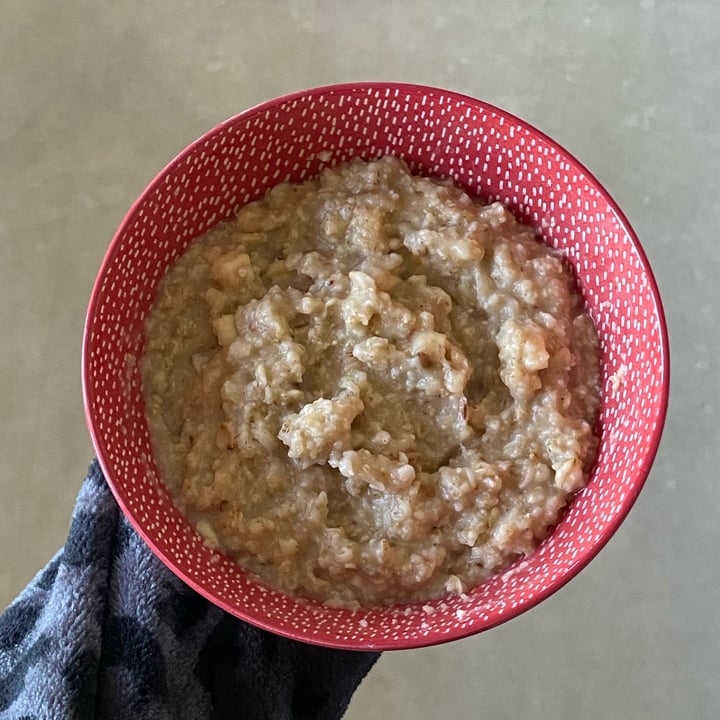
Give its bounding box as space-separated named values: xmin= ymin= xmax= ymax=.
xmin=142 ymin=157 xmax=600 ymax=608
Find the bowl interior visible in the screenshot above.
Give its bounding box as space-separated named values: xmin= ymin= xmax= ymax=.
xmin=83 ymin=83 xmax=668 ymax=650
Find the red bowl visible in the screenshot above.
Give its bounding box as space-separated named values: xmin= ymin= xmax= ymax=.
xmin=82 ymin=82 xmax=669 ymax=650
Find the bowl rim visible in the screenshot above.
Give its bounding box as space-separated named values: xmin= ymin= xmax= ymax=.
xmin=82 ymin=81 xmax=670 ymax=650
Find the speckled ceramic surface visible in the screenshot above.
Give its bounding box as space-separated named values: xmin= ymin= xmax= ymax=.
xmin=82 ymin=83 xmax=669 ymax=650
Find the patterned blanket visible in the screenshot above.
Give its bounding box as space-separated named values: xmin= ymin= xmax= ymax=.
xmin=0 ymin=461 xmax=379 ymax=719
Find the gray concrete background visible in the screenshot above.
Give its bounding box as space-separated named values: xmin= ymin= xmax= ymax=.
xmin=1 ymin=1 xmax=717 ymax=717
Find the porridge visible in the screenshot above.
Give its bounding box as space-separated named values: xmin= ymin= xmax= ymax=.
xmin=141 ymin=157 xmax=600 ymax=608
